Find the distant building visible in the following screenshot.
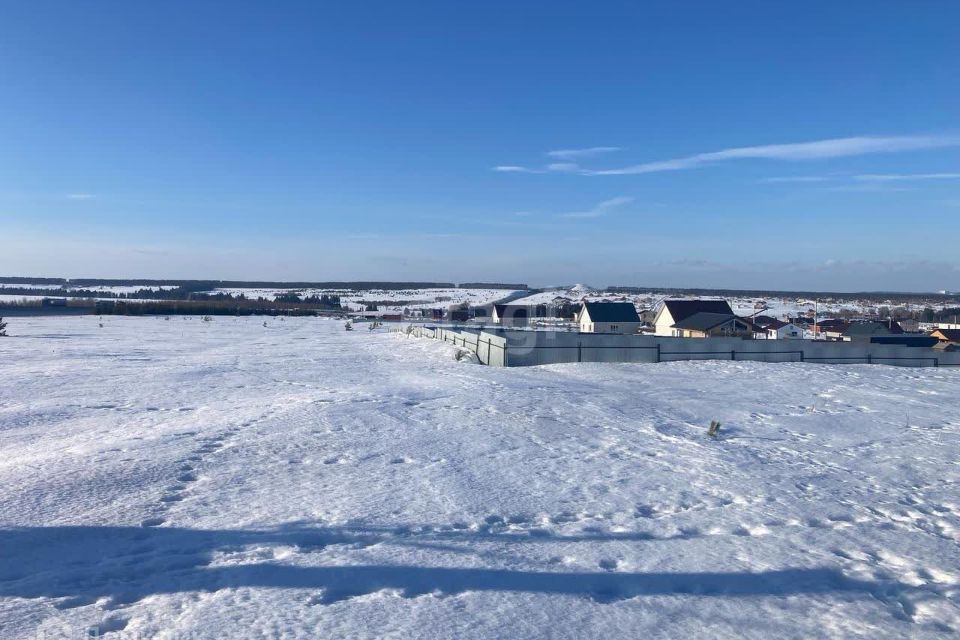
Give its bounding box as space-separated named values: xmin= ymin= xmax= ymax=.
xmin=653 ymin=299 xmax=735 ymax=337
xmin=669 ymin=311 xmax=755 ymax=338
xmin=843 ymin=320 xmax=904 ymax=342
xmin=752 ymin=315 xmax=778 ymax=327
xmin=761 ymin=319 xmax=805 ymax=340
xmin=930 ymin=328 xmax=960 ymax=345
xmin=812 ymin=318 xmax=850 ymax=340
xmin=576 ymin=302 xmax=641 ymax=334
xmin=492 ymin=304 xmax=529 ymax=327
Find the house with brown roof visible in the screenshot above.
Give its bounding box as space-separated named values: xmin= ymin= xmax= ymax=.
xmin=930 ymin=328 xmax=960 ymax=345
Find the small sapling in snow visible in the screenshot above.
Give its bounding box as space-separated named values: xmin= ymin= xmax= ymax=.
xmin=0 ymin=317 xmax=7 ymax=337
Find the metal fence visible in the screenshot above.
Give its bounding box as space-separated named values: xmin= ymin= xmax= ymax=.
xmin=395 ymin=325 xmax=960 ymax=369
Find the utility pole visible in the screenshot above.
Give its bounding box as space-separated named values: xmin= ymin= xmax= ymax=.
xmin=814 ymin=298 xmax=819 ymax=340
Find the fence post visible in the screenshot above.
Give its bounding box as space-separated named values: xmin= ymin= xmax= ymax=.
xmin=578 ymin=341 xmax=582 ymax=363
xmin=656 ymin=343 xmax=661 ymax=363
xmin=867 ymin=354 xmax=872 ymax=364
xmin=731 ymin=349 xmax=736 ymax=361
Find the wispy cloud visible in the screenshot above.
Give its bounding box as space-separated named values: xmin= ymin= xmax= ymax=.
xmin=492 ymin=165 xmax=543 ymax=174
xmin=560 ymin=196 xmax=634 ymax=219
xmin=495 ymin=134 xmax=960 ymax=181
xmin=66 ymin=193 xmax=95 ymax=200
xmin=547 ymin=146 xmax=621 ymax=159
xmin=759 ymin=171 xmax=960 ymax=186
xmin=586 ymin=135 xmax=960 ymax=176
xmin=758 ymin=176 xmax=833 ymax=184
xmin=853 ymin=172 xmax=960 ymax=182
xmin=546 ymin=162 xmax=582 ymax=173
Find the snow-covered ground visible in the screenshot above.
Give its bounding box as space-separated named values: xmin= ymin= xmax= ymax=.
xmin=1 ymin=316 xmax=959 ymax=638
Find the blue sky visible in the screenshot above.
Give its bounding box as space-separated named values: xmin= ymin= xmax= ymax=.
xmin=1 ymin=1 xmax=958 ymax=291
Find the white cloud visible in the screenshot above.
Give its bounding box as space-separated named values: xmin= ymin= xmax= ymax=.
xmin=853 ymin=172 xmax=960 ymax=182
xmin=583 ymin=134 xmax=960 ymax=176
xmin=560 ymin=196 xmax=634 ymax=219
xmin=546 ymin=162 xmax=580 ymax=173
xmin=759 ymin=171 xmax=960 ymax=186
xmin=758 ymin=176 xmax=833 ymax=183
xmin=547 ymin=146 xmax=621 ymax=159
xmin=492 ymin=165 xmax=543 ymax=173
xmin=66 ymin=193 xmax=95 ymax=200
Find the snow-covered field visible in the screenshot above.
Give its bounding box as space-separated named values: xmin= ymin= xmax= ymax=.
xmin=2 ymin=317 xmax=959 ymax=638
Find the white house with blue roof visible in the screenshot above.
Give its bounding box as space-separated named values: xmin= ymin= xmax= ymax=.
xmin=576 ymin=301 xmax=641 ymax=334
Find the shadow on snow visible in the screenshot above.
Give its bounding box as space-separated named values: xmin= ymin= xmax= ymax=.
xmin=0 ymin=523 xmax=914 ymax=610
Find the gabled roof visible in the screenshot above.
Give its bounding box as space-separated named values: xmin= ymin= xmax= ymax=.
xmin=661 ymin=299 xmax=734 ymax=323
xmin=765 ymin=319 xmax=789 ymax=330
xmin=672 ymin=311 xmax=745 ymax=332
xmin=931 ymin=328 xmax=960 ymax=342
xmin=844 ymin=321 xmax=904 ymax=336
xmin=493 ymin=304 xmax=528 ymax=318
xmin=815 ymin=318 xmax=848 ymax=328
xmin=581 ymin=301 xmax=640 ymax=323
xmin=752 ymin=315 xmax=777 ymax=327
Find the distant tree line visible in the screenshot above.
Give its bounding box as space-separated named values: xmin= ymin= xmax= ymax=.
xmin=0 ymin=277 xmax=537 ymax=291
xmin=0 ymin=284 xmax=342 ymax=308
xmin=0 ymin=295 xmax=345 ymax=317
xmin=606 ymin=285 xmax=960 ymax=305
xmin=457 ymin=282 xmax=529 ymax=290
xmin=92 ymin=299 xmax=342 ymax=317
xmin=0 ymin=278 xmax=457 ymax=290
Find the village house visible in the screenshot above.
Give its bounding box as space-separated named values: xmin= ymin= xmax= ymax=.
xmin=759 ymin=318 xmax=805 ymax=340
xmin=842 ymin=320 xmax=904 ymax=342
xmin=576 ymin=301 xmax=641 ymax=334
xmin=653 ymin=299 xmax=736 ymax=337
xmin=812 ymin=318 xmax=850 ymax=340
xmin=492 ymin=304 xmax=529 ymax=327
xmin=930 ymin=328 xmax=960 ymax=346
xmin=669 ymin=311 xmax=755 ymax=338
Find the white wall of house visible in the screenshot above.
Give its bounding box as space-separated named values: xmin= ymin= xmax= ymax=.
xmin=653 ymin=306 xmax=678 ymax=336
xmin=591 ymin=321 xmax=641 ymax=334
xmin=768 ymin=323 xmax=804 ymax=339
xmin=577 ymin=309 xmax=640 ymax=334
